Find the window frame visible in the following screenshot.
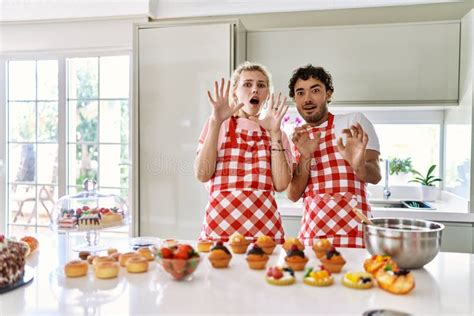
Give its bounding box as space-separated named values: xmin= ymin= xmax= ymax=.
xmin=0 ymin=50 xmax=132 ymax=233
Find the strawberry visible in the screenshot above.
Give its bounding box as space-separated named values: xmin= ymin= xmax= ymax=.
xmin=272 ymin=268 xmax=283 ymax=279
xmin=173 ymin=250 xmax=189 ymax=260
xmin=82 ymin=206 xmax=90 ymax=211
xmin=160 ymin=247 xmax=173 ymax=259
xmin=0 ymin=235 xmax=4 ymax=242
xmin=177 ymin=244 xmax=194 ymax=255
xmin=266 ymin=267 xmax=274 ymax=277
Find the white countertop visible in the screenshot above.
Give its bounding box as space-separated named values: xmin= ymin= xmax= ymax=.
xmin=1 ymin=234 xmax=474 ymax=315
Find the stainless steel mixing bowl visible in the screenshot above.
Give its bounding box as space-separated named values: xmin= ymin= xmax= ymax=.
xmin=364 ymin=217 xmax=445 ymax=269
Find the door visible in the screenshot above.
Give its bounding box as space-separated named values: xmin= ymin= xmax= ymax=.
xmin=136 ymin=22 xmax=236 ymax=239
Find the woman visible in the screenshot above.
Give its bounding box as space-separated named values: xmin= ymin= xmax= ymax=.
xmin=195 ymin=62 xmax=293 ymax=243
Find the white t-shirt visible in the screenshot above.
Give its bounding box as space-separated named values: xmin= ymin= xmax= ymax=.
xmin=332 ymin=112 xmax=380 ymax=153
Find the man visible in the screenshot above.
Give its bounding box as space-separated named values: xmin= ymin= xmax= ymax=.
xmin=287 ymin=65 xmax=381 ymax=248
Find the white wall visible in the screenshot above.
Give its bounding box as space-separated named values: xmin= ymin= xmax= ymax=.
xmin=444 ymin=10 xmax=473 ymax=201
xmin=0 ymin=16 xmax=147 ymax=55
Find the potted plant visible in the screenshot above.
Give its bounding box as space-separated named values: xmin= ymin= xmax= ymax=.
xmin=409 ymin=165 xmax=442 ymax=201
xmin=389 ymin=157 xmax=413 ymax=184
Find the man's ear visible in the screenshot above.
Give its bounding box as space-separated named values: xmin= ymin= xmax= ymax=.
xmin=326 ymin=90 xmax=333 ymax=102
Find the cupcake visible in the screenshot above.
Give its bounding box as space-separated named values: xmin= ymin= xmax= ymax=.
xmin=255 ymin=235 xmax=276 ymax=255
xmin=363 ymin=255 xmax=398 ymax=276
xmin=303 ymin=266 xmax=334 ymax=287
xmin=282 ymin=237 xmax=305 ymax=253
xmin=312 ymin=239 xmax=335 ymax=259
xmin=342 ymin=272 xmax=374 ymax=289
xmin=266 ymin=266 xmax=295 ymax=286
xmin=284 ymin=245 xmax=309 ymax=271
xmin=197 ymin=240 xmax=214 ymax=253
xmin=245 ymin=244 xmax=269 ymax=270
xmin=208 ymin=241 xmax=232 ymax=268
xmin=320 ymin=250 xmax=346 ymax=273
xmin=228 ymin=233 xmax=250 ymax=254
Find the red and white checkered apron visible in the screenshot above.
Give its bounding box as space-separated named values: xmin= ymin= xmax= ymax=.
xmin=297 ymin=113 xmax=371 ymax=248
xmin=199 ymin=116 xmax=285 ymax=243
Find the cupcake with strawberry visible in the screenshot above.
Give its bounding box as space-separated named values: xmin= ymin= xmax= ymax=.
xmin=320 ymin=249 xmax=346 ymax=273
xmin=284 ymin=245 xmax=309 ymax=271
xmin=245 ymin=244 xmax=269 ymax=270
xmin=266 ymin=266 xmax=295 ymax=286
xmin=208 ymin=241 xmax=232 ymax=268
xmin=312 ymin=238 xmax=334 ymax=259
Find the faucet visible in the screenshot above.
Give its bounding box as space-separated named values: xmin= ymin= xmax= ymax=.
xmin=383 ymin=159 xmax=391 ymax=200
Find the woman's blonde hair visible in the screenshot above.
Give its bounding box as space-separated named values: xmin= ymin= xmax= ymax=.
xmin=230 ymin=61 xmax=274 ymax=97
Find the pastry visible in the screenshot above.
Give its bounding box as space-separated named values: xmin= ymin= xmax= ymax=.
xmin=266 ymin=266 xmax=295 ymax=286
xmin=255 ymin=235 xmax=276 ymax=255
xmin=119 ymin=252 xmax=140 ymax=267
xmin=92 ymin=256 xmax=115 ymax=267
xmin=312 ymin=239 xmax=334 ymax=259
xmin=364 ymin=255 xmax=398 ymax=276
xmin=78 ymin=251 xmax=91 ymax=260
xmin=282 ymin=237 xmax=305 ymax=253
xmin=303 ymin=267 xmax=334 ymax=286
xmin=375 ymin=266 xmax=415 ymax=295
xmin=87 ymin=255 xmax=98 ymax=265
xmin=284 ymin=245 xmax=309 ymax=271
xmin=162 ymin=239 xmax=179 ymax=249
xmin=126 ymin=256 xmax=149 ymax=273
xmin=320 ymin=250 xmax=346 ymax=273
xmin=342 ymin=272 xmax=374 ymax=289
xmin=20 ymin=236 xmax=38 ymax=253
xmin=18 ymin=241 xmax=31 ymax=258
xmin=0 ymin=235 xmax=27 ymax=287
xmin=78 ymin=213 xmax=102 ymax=230
xmin=107 ymin=248 xmax=118 ymax=255
xmin=64 ymin=260 xmax=88 ymax=278
xmin=208 ymin=242 xmax=232 ymax=268
xmin=197 ymin=240 xmax=214 ymax=253
xmin=111 ymin=252 xmax=121 ymax=262
xmin=245 ymin=244 xmax=269 ymax=270
xmin=101 ymin=213 xmax=123 ymax=226
xmin=95 ymin=262 xmax=119 ymax=279
xmin=137 ymin=247 xmax=155 ymax=261
xmin=228 ymin=233 xmax=250 ymax=254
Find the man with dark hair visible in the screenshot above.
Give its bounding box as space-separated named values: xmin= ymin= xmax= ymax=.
xmin=287 ymin=64 xmax=381 ymax=248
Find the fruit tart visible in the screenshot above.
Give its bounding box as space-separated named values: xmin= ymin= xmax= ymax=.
xmin=282 ymin=237 xmax=305 ymax=253
xmin=208 ymin=241 xmax=232 ymax=268
xmin=364 ymin=254 xmax=399 ymax=276
xmin=266 ymin=266 xmax=295 ymax=286
xmin=312 ymin=238 xmax=334 ymax=259
xmin=228 ymin=232 xmax=250 ymax=254
xmin=319 ymin=250 xmax=346 ymax=273
xmin=284 ymin=245 xmax=309 ymax=271
xmin=245 ymin=244 xmax=269 ymax=270
xmin=303 ymin=266 xmax=334 ymax=287
xmin=375 ymin=266 xmax=415 ymax=295
xmin=342 ymin=272 xmax=374 ymax=289
xmin=255 ymin=235 xmax=276 ymax=255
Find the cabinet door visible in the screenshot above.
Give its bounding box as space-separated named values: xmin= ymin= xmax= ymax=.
xmin=248 ymin=22 xmax=459 ymax=103
xmin=137 ymin=23 xmax=233 ymax=238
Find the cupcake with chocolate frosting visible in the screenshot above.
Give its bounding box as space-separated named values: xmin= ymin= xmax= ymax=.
xmin=284 ymin=245 xmax=309 ymax=271
xmin=245 ymin=244 xmax=269 ymax=270
xmin=208 ymin=241 xmax=232 ymax=269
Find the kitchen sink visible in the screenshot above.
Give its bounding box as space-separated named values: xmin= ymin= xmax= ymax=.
xmin=370 ymin=200 xmax=435 ymax=210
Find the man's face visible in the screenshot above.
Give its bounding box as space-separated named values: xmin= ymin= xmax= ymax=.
xmin=233 ymin=70 xmax=269 ymax=117
xmin=293 ymin=77 xmax=332 ymax=125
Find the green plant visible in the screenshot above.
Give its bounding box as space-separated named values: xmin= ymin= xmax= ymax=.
xmin=409 ymin=165 xmax=442 ymax=186
xmin=389 ymin=157 xmax=413 ymax=175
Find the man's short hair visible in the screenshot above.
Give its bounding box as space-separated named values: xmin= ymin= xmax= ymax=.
xmin=288 ymin=65 xmax=334 ymax=100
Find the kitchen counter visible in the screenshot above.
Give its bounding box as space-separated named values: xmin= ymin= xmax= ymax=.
xmin=1 ymin=234 xmax=473 ymax=315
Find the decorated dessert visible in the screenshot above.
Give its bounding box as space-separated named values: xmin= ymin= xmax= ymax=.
xmin=284 ymin=245 xmax=309 ymax=271
xmin=266 ymin=266 xmax=295 ymax=286
xmin=20 ymin=235 xmax=38 ymax=257
xmin=342 ymin=272 xmax=374 ymax=289
xmin=255 ymin=235 xmax=276 ymax=255
xmin=364 ymin=255 xmax=399 ymax=276
xmin=157 ymin=244 xmax=201 ymax=280
xmin=208 ymin=242 xmax=232 ymax=268
xmin=245 ymin=244 xmax=269 ymax=270
xmin=282 ymin=237 xmax=305 ymax=253
xmin=320 ymin=250 xmax=346 ymax=273
xmin=312 ymin=239 xmax=334 ymax=259
xmin=0 ymin=235 xmax=28 ymax=287
xmin=375 ymin=266 xmax=415 ymax=295
xmin=303 ymin=266 xmax=334 ymax=286
xmin=137 ymin=247 xmax=155 ymax=261
xmin=197 ymin=239 xmax=214 ymax=253
xmin=228 ymin=232 xmax=250 ymax=254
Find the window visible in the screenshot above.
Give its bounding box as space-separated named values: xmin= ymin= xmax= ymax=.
xmin=5 ymin=54 xmax=131 ymax=235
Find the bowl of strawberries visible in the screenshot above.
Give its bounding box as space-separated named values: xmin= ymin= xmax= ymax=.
xmin=156 ymin=243 xmax=201 ymax=281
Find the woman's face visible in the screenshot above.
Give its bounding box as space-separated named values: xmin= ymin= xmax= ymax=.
xmin=233 ymin=70 xmax=269 ymax=117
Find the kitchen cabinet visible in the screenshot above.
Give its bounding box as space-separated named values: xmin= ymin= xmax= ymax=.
xmin=247 ymin=21 xmax=460 ymax=104
xmin=439 ymin=222 xmax=473 ymax=253
xmin=134 ymin=20 xmax=244 ymax=238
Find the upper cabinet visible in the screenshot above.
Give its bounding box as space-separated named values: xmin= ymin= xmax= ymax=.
xmin=247 ymin=22 xmax=460 ymax=104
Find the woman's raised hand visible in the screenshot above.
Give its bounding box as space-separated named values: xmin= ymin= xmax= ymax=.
xmin=207 ymin=78 xmax=244 ymax=124
xmin=251 ymin=93 xmax=289 ymax=134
